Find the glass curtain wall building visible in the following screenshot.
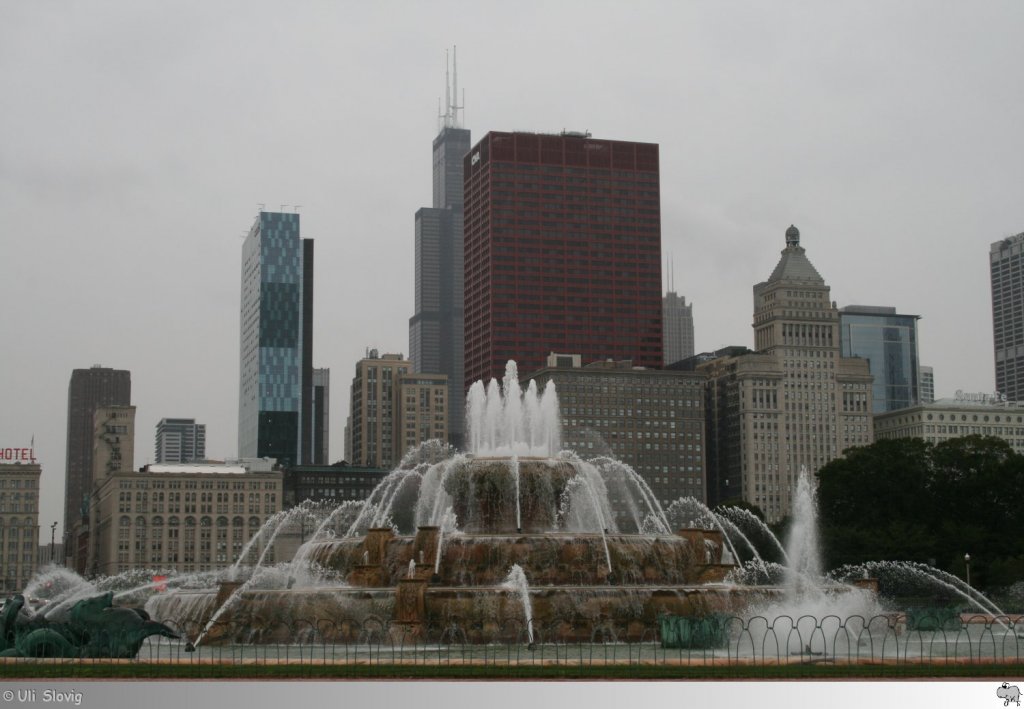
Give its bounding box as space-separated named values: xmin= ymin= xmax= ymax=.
xmin=238 ymin=211 xmax=313 ymax=466
xmin=839 ymin=305 xmax=920 ymax=413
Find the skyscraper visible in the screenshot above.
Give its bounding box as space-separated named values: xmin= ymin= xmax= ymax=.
xmin=663 ymin=291 xmax=694 ymax=366
xmin=991 ymin=232 xmax=1024 ymax=400
xmin=463 ymin=131 xmax=663 ymax=387
xmin=64 ymin=365 xmax=130 ymax=547
xmin=155 ymin=418 xmax=206 ymax=463
xmin=409 ymin=48 xmax=470 ymax=448
xmin=311 ymin=368 xmax=330 ymax=465
xmin=238 ymin=210 xmax=314 ymax=466
xmin=839 ymin=305 xmax=921 ymax=413
xmin=700 ymin=226 xmax=874 ymax=522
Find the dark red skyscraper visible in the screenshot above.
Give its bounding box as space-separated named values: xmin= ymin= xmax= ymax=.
xmin=463 ymin=131 xmax=663 ymax=387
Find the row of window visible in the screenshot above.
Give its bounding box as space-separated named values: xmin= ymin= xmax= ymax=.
xmin=0 ymin=479 xmax=37 ymax=489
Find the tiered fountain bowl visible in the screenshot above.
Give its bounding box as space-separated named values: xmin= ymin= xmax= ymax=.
xmin=150 ymin=452 xmax=774 ymax=645
xmin=148 ymin=362 xmax=797 ymax=645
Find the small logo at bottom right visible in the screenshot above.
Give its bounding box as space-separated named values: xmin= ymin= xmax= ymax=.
xmin=998 ymin=683 xmax=1021 ymax=706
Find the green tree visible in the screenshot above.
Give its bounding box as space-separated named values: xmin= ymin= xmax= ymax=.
xmin=816 ymin=435 xmax=1024 ymax=588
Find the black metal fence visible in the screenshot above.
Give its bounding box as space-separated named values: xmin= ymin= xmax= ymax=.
xmin=4 ymin=612 xmax=1024 ymax=676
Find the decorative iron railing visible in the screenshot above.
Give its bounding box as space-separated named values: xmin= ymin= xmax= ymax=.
xmin=3 ymin=613 xmax=1023 ymax=674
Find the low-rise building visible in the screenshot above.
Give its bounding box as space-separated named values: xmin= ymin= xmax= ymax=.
xmin=873 ymin=396 xmax=1024 ymax=453
xmin=88 ymin=461 xmax=283 ymax=576
xmin=282 ymin=463 xmax=389 ymax=508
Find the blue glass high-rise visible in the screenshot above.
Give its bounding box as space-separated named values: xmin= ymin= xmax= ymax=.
xmin=239 ymin=211 xmax=314 ymax=465
xmin=839 ymin=305 xmax=921 ymax=413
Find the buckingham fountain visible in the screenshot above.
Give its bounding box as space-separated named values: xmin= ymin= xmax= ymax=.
xmin=12 ymin=361 xmax=991 ymax=657
xmin=147 ymin=361 xmax=773 ymax=647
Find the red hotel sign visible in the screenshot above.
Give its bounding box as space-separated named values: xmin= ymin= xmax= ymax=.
xmin=1 ymin=448 xmax=36 ymax=463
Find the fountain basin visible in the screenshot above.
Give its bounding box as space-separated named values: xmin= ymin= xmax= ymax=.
xmin=148 ymin=583 xmax=774 ymax=644
xmin=305 ymin=529 xmax=735 ymax=588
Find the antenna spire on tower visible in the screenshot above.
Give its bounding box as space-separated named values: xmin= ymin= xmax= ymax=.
xmin=452 ymin=45 xmax=461 ymax=127
xmin=436 ymin=45 xmax=465 ymax=130
xmin=444 ymin=48 xmax=451 ymax=128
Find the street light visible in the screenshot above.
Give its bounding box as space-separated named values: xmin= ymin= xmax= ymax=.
xmin=50 ymin=522 xmax=58 ymax=563
xmin=964 ymin=552 xmax=972 ymax=588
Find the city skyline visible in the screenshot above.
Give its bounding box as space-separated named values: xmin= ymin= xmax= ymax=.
xmin=2 ymin=2 xmax=1022 ymax=538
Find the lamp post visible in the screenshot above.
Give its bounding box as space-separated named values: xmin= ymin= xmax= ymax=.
xmin=964 ymin=553 xmax=971 ymax=588
xmin=49 ymin=522 xmax=58 ymax=563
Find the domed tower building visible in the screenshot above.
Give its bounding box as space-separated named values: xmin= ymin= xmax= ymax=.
xmin=699 ymin=226 xmax=874 ymax=522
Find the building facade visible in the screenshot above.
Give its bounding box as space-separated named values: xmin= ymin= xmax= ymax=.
xmin=346 ymin=352 xmax=448 ymax=468
xmin=88 ymin=461 xmax=282 ymax=576
xmin=874 ymin=397 xmax=1024 ymax=454
xmin=919 ymin=365 xmax=935 ymax=404
xmin=839 ymin=305 xmax=921 ymax=413
xmin=281 ymin=463 xmax=389 ymax=508
xmin=527 ymin=355 xmax=706 ymax=507
xmin=155 ymin=418 xmax=206 ymax=464
xmin=397 ymin=373 xmax=449 ymax=460
xmin=991 ymin=232 xmax=1024 ymax=401
xmin=93 ymin=406 xmax=136 ymax=480
xmin=699 ymin=226 xmax=874 ymax=521
xmin=311 ymin=368 xmax=330 ymax=465
xmin=663 ymin=291 xmax=695 ymax=366
xmin=64 ymin=365 xmax=130 ymax=551
xmin=238 ymin=210 xmax=314 ymax=467
xmin=463 ymin=131 xmax=663 ymax=388
xmin=1 ymin=461 xmax=40 ymax=593
xmin=409 ymin=56 xmax=471 ymax=448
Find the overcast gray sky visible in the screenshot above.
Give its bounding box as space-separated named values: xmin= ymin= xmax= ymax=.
xmin=2 ymin=1 xmax=1022 ymax=539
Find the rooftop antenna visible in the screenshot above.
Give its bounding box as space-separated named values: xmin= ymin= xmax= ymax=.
xmin=451 ymin=45 xmax=461 ymax=128
xmin=438 ymin=45 xmax=465 ymax=130
xmin=444 ymin=48 xmax=451 ymax=128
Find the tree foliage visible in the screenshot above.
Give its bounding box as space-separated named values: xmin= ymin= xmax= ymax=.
xmin=817 ymin=435 xmax=1024 ymax=589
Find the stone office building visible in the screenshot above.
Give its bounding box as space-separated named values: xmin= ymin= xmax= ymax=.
xmin=88 ymin=460 xmax=282 ymax=577
xmin=698 ymin=226 xmax=874 ymax=522
xmin=874 ymin=396 xmax=1024 ymax=454
xmin=0 ymin=459 xmax=41 ymax=593
xmin=526 ymin=353 xmax=707 ymax=507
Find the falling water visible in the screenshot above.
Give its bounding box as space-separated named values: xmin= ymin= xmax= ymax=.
xmin=289 ymin=500 xmax=363 ymax=575
xmin=434 ymin=507 xmax=457 ymax=574
xmin=252 ymin=504 xmax=315 ymax=570
xmin=509 ymin=455 xmax=521 ymax=531
xmin=502 ymin=564 xmax=535 ymax=645
xmin=567 ymin=474 xmax=614 ymax=575
xmin=663 ymin=497 xmax=742 ymax=567
xmin=716 ymin=505 xmax=790 ymax=564
xmin=834 ymin=560 xmax=1011 ymax=623
xmin=229 ymin=508 xmax=294 ymax=578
